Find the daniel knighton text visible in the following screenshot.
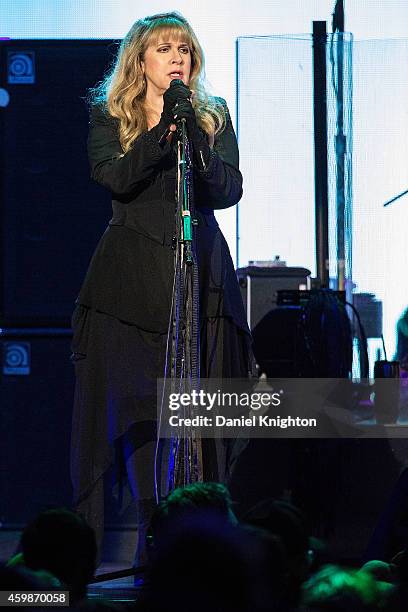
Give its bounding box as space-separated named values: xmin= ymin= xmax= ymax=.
xmin=168 ymin=413 xmax=318 ymax=429
xmin=166 ymin=389 xmax=317 ymax=430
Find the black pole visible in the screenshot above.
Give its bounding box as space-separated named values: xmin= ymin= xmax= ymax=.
xmin=313 ymin=20 xmax=329 ymax=287
xmin=333 ymin=0 xmax=346 ymax=291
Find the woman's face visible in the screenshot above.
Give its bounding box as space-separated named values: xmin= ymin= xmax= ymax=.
xmin=141 ymin=34 xmax=192 ymax=96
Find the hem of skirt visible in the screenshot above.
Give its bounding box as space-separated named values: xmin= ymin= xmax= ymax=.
xmin=74 ymin=300 xmax=251 ymax=336
xmin=74 ymin=300 xmax=170 ymax=334
xmin=72 ymin=417 xmax=157 ymax=507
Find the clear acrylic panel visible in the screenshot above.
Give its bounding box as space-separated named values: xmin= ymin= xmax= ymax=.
xmin=237 ymin=35 xmax=316 ymax=273
xmin=237 ymin=35 xmax=408 ymax=361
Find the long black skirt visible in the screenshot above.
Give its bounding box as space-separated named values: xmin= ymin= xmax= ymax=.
xmin=70 ymin=304 xmax=254 ymax=549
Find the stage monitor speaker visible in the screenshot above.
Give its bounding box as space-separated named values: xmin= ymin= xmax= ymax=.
xmin=0 ymin=329 xmax=74 ymax=526
xmin=236 ymin=265 xmax=311 ymax=329
xmin=0 ymin=40 xmax=117 ymax=326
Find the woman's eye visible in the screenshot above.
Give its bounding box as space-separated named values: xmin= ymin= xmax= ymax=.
xmin=157 ymin=46 xmax=189 ymax=54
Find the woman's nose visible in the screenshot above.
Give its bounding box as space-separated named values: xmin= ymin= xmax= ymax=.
xmin=171 ymin=50 xmax=183 ymax=63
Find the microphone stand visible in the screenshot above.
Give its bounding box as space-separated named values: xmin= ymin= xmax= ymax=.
xmin=160 ymin=117 xmax=203 ymax=497
xmin=178 ymin=118 xmax=194 ymax=265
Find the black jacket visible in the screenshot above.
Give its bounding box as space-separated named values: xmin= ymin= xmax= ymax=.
xmin=77 ymin=100 xmax=249 ymax=334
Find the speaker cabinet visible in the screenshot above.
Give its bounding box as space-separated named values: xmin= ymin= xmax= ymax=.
xmin=0 ymin=329 xmax=74 ymax=526
xmin=0 ymin=40 xmax=116 ymax=326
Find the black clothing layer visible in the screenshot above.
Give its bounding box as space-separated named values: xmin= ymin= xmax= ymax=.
xmin=70 ymin=99 xmax=254 ymax=546
xmin=71 ymin=307 xmax=253 ymax=552
xmin=77 ymin=102 xmax=250 ymax=334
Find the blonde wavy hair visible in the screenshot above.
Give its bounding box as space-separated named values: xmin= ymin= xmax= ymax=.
xmin=89 ymin=12 xmax=226 ymax=154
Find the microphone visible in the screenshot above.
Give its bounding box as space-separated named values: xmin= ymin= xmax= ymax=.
xmin=169 ymin=79 xmax=191 ymax=129
xmin=169 ymin=78 xmax=192 ymax=102
xmin=169 ymin=78 xmax=184 ymax=89
xmin=158 ymin=80 xmax=189 ymax=146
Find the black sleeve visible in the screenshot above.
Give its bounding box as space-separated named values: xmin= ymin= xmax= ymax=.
xmin=87 ymin=105 xmax=172 ymax=196
xmin=193 ymin=100 xmax=243 ymax=210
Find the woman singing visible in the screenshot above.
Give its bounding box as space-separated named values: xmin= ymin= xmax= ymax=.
xmin=70 ymin=12 xmax=254 ymax=566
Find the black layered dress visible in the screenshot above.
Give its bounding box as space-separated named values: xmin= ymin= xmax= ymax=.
xmin=70 ymin=100 xmax=254 ymax=546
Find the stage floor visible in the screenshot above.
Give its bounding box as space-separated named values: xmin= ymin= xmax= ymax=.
xmin=88 ymin=563 xmax=142 ymax=605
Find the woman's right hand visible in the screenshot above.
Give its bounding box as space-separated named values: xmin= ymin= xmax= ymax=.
xmin=162 ymin=81 xmax=191 ymax=123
